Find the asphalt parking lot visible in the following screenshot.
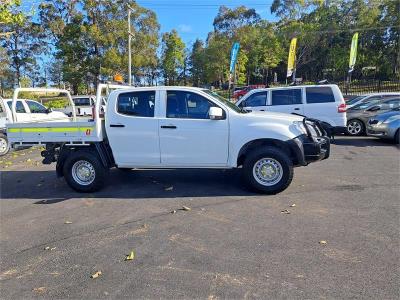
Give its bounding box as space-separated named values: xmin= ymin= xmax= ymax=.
xmin=0 ymin=136 xmax=399 ymax=299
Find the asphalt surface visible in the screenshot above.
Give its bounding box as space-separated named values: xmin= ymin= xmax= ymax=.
xmin=0 ymin=137 xmax=399 ymax=299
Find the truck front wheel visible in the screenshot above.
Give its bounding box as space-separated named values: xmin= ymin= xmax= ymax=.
xmin=242 ymin=147 xmax=294 ymax=194
xmin=63 ymin=150 xmax=108 ymax=192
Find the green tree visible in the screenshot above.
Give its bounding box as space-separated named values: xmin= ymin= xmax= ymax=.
xmin=0 ymin=0 xmax=24 ymax=37
xmin=161 ymin=29 xmax=185 ymax=85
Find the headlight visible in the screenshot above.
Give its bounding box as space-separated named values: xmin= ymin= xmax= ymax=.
xmin=293 ymin=121 xmax=308 ymax=135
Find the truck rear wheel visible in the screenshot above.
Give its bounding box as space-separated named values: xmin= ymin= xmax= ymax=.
xmin=242 ymin=147 xmax=293 ymax=194
xmin=63 ymin=150 xmax=108 ymax=192
xmin=0 ymin=133 xmax=10 ymax=156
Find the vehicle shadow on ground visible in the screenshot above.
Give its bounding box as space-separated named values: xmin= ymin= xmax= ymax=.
xmin=0 ymin=168 xmax=257 ymax=202
xmin=333 ymin=136 xmax=397 ymax=147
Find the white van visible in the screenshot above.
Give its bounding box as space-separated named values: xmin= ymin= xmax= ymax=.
xmin=236 ymin=84 xmax=347 ymax=134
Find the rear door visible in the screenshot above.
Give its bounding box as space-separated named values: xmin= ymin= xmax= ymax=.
xmin=106 ymin=90 xmax=160 ymax=167
xmin=303 ymin=86 xmax=340 ymax=126
xmin=6 ymin=100 xmax=31 ymax=122
xmin=266 ymin=88 xmax=304 ymax=115
xmin=239 ymin=91 xmax=268 ymax=112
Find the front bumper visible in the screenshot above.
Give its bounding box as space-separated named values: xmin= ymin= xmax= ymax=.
xmin=287 ymin=119 xmax=331 ymax=166
xmin=367 ymin=124 xmax=391 ymax=138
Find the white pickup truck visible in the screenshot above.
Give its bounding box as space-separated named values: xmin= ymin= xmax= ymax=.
xmin=7 ymin=86 xmax=330 ymax=194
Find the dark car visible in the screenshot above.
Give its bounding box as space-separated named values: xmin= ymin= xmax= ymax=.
xmin=346 ymin=97 xmax=400 ymax=136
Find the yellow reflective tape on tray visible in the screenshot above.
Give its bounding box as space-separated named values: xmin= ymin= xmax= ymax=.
xmin=8 ymin=127 xmax=94 ymax=133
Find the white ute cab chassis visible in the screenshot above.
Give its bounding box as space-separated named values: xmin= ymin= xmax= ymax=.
xmin=7 ymin=86 xmax=331 ymax=194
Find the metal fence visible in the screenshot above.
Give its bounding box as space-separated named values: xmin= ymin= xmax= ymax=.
xmin=338 ymin=80 xmax=400 ymax=95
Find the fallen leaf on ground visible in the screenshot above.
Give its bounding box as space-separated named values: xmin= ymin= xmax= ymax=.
xmin=125 ymin=251 xmax=135 ymax=261
xmin=319 ymin=240 xmax=327 ymax=245
xmin=290 ymin=204 xmax=296 ymax=207
xmin=182 ymin=206 xmax=191 ymax=211
xmin=281 ymin=209 xmax=290 ymax=214
xmin=26 ymin=159 xmax=31 ymax=162
xmin=50 ymin=247 xmax=57 ymax=251
xmin=64 ymin=221 xmax=72 ymax=224
xmin=33 ymin=287 xmax=46 ymax=293
xmin=44 ymin=246 xmax=50 ymax=250
xmin=171 ymin=210 xmax=177 ymax=214
xmin=91 ymin=271 xmax=102 ymax=279
xmin=164 ymin=186 xmax=173 ymax=191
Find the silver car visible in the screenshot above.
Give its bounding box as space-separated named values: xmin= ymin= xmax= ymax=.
xmin=367 ymin=107 xmax=400 ymax=143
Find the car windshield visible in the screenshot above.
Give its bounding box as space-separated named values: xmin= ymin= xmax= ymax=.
xmin=202 ymin=89 xmax=247 ymax=113
xmin=350 ymin=99 xmax=381 ymax=110
xmin=347 ymin=95 xmax=366 ymax=105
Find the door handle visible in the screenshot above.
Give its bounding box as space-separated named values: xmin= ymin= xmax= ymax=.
xmin=161 ymin=125 xmax=177 ymax=129
xmin=294 ymin=108 xmax=300 ymax=111
xmin=110 ymin=124 xmax=125 ymax=128
xmin=260 ymin=109 xmax=265 ymax=111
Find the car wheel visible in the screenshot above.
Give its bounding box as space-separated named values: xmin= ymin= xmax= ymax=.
xmin=63 ymin=150 xmax=108 ymax=192
xmin=0 ymin=133 xmax=10 ymax=156
xmin=347 ymin=119 xmax=364 ymax=136
xmin=242 ymin=147 xmax=294 ymax=194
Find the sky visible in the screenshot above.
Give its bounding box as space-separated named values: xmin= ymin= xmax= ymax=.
xmin=21 ymin=0 xmax=278 ymax=48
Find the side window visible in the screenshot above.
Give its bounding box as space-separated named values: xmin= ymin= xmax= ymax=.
xmin=167 ymin=91 xmax=217 ymax=119
xmin=26 ymin=101 xmax=47 ymax=113
xmin=7 ymin=101 xmax=27 ymax=113
xmin=271 ymin=89 xmax=302 ymax=106
xmin=117 ymin=91 xmax=155 ymax=117
xmin=381 ymin=99 xmax=400 ymax=110
xmin=243 ymin=92 xmax=267 ymax=107
xmin=306 ymin=87 xmax=335 ymax=104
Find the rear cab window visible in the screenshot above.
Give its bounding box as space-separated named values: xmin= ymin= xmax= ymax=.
xmin=117 ymin=91 xmax=155 ymax=117
xmin=73 ymin=98 xmax=91 ymax=106
xmin=306 ymin=87 xmax=335 ymax=104
xmin=271 ymin=89 xmax=302 ymax=105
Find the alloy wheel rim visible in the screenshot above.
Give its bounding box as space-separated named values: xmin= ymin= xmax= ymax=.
xmin=252 ymin=158 xmax=283 ymax=186
xmin=348 ymin=121 xmax=362 ymax=135
xmin=0 ymin=138 xmax=8 ymax=154
xmin=71 ymin=160 xmax=95 ymax=186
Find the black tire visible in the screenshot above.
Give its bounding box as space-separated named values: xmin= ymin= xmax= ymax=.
xmin=395 ymin=129 xmax=399 ymax=144
xmin=242 ymin=147 xmax=294 ymax=194
xmin=0 ymin=133 xmax=10 ymax=156
xmin=63 ymin=150 xmax=108 ymax=192
xmin=346 ymin=119 xmax=365 ymax=136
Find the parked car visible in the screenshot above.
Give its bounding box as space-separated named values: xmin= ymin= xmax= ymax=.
xmin=0 ymin=98 xmax=69 ymax=156
xmin=345 ymin=92 xmax=400 ymax=109
xmin=346 ymin=97 xmax=400 ymax=136
xmin=62 ymin=95 xmax=96 ymax=117
xmin=367 ymin=107 xmax=400 ymax=143
xmin=236 ymin=84 xmax=347 ymax=135
xmin=233 ymin=85 xmax=264 ymax=100
xmin=7 ymin=86 xmax=330 ymax=194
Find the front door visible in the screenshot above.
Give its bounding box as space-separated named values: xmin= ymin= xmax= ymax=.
xmin=106 ymin=90 xmax=160 ymax=167
xmin=266 ymin=88 xmax=304 ymax=115
xmin=239 ymin=91 xmax=268 ymax=112
xmin=159 ymin=90 xmax=229 ymax=167
xmin=26 ymin=100 xmax=50 ymax=122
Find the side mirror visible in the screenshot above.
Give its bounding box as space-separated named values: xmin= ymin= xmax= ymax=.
xmin=209 ymin=107 xmax=224 ymax=120
xmin=367 ymin=106 xmax=380 ymax=112
xmin=46 ymin=108 xmax=53 ymax=113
